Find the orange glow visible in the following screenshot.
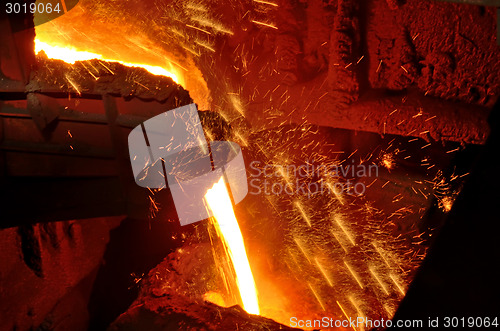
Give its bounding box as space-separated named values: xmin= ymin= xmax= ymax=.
xmin=203 ymin=291 xmax=229 ymax=308
xmin=440 ymin=195 xmax=454 ymax=212
xmin=381 ymin=152 xmax=395 ymax=170
xmin=34 ymin=39 xmax=180 ymax=83
xmin=204 ymin=177 xmax=260 ymax=315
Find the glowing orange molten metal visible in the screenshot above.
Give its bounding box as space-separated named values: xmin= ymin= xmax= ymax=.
xmin=34 ymin=39 xmax=180 ymax=83
xmin=204 ymin=177 xmax=260 ymax=315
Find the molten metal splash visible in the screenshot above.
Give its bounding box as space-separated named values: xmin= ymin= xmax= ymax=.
xmin=204 ymin=177 xmax=260 ymax=315
xmin=34 ymin=39 xmax=180 ymax=83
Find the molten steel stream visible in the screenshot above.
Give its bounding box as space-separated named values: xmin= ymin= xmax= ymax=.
xmin=205 ymin=177 xmax=260 ymax=315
